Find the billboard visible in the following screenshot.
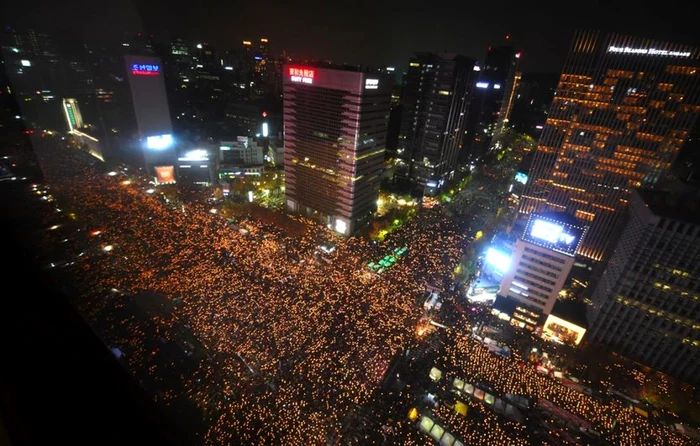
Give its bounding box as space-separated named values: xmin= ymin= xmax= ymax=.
xmin=154 ymin=165 xmax=175 ymax=184
xmin=146 ymin=134 xmax=173 ymax=150
xmin=62 ymin=98 xmax=83 ymax=131
xmin=542 ymin=314 xmax=586 ymax=346
xmin=514 ymin=171 xmax=528 ymax=184
xmin=522 ymin=214 xmax=586 ymax=256
xmin=288 ymin=67 xmax=315 ymax=84
xmin=485 ymin=247 xmax=511 ymax=273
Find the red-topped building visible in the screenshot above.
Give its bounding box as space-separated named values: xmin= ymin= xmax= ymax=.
xmin=283 ymin=65 xmax=393 ymax=235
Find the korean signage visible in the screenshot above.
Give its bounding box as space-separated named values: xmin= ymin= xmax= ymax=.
xmin=131 ymin=63 xmax=161 ymax=76
xmin=288 ymin=67 xmax=314 ymax=84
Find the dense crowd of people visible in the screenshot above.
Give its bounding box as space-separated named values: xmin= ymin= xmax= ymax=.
xmin=25 ymin=136 xmax=693 ymax=445
xmin=407 ymin=327 xmax=691 ymax=445
xmin=31 ymin=137 xmax=463 ymax=443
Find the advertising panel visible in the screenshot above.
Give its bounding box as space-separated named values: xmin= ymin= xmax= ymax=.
xmin=154 ymin=165 xmax=175 ymax=184
xmin=522 ymin=214 xmax=586 ymax=256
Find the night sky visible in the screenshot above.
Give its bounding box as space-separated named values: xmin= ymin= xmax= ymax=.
xmin=3 ymin=0 xmax=699 ymax=72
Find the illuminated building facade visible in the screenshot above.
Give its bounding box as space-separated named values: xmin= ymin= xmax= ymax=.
xmin=587 ymin=189 xmax=700 ymax=384
xmin=396 ymin=53 xmax=476 ymax=193
xmin=283 ymin=65 xmax=393 ymax=236
xmin=497 ymin=213 xmax=585 ymax=320
xmin=542 ymin=314 xmax=586 ymax=346
xmin=520 ymin=30 xmax=700 ymax=261
xmin=168 ymin=38 xmax=192 ymax=89
xmin=62 ymin=98 xmax=84 ymax=131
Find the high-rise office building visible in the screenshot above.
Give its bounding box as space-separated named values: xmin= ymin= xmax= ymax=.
xmin=283 ymin=65 xmax=393 ymax=236
xmin=194 ymin=42 xmax=220 ymax=91
xmin=396 ymin=53 xmax=476 ymax=193
xmin=520 ymin=30 xmax=700 ymax=261
xmin=494 ymin=212 xmax=586 ymax=326
xmin=253 ymin=38 xmax=271 ymax=97
xmin=168 ymin=38 xmax=192 ymax=88
xmin=125 ymin=55 xmax=175 ymax=177
xmin=587 ymin=188 xmax=700 ymax=384
xmin=467 ymin=45 xmax=520 ymax=159
xmin=221 ymin=41 xmax=256 ymax=100
xmin=1 ymin=27 xmax=98 ymax=130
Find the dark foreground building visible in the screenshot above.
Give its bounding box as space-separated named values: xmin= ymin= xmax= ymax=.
xmin=467 ymin=45 xmax=520 ymax=159
xmin=588 ymin=188 xmax=700 ymax=384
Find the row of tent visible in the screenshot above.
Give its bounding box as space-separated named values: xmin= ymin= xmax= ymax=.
xmin=451 ymin=377 xmax=525 ymax=423
xmin=417 ymin=414 xmax=466 ymax=446
xmin=366 ymin=247 xmax=408 ymax=273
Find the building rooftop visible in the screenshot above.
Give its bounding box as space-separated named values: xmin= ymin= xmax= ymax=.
xmin=637 ymin=188 xmax=700 ymax=225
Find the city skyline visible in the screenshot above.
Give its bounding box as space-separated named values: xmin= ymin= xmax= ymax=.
xmin=2 ymin=0 xmax=700 ymax=73
xmin=2 ymin=1 xmax=700 ymax=442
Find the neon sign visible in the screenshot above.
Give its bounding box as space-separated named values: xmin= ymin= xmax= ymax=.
xmin=531 ymin=220 xmax=576 ymax=245
xmin=289 ymin=67 xmax=314 ymax=84
xmin=131 ymin=63 xmax=161 ymax=76
xmin=608 ymin=46 xmax=691 ymax=58
xmin=365 ymin=78 xmax=379 ymax=89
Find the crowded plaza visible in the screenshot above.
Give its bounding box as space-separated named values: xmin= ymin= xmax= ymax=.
xmin=20 ymin=136 xmax=696 ymax=445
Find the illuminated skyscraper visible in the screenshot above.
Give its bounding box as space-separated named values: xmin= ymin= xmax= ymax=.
xmin=587 ymin=189 xmax=700 ymax=384
xmin=283 ymin=65 xmax=393 ymax=235
xmin=520 ymin=30 xmax=700 ymax=261
xmin=253 ymin=38 xmax=270 ymax=96
xmin=494 ymin=212 xmax=585 ymax=326
xmin=396 ymin=53 xmax=476 ymax=193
